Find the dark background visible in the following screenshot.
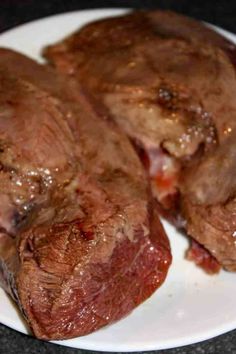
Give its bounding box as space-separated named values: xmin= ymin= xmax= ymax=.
xmin=0 ymin=1 xmax=236 ymax=353
xmin=1 ymin=0 xmax=236 ymax=33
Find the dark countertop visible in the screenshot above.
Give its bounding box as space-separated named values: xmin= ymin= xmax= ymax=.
xmin=0 ymin=1 xmax=236 ymax=353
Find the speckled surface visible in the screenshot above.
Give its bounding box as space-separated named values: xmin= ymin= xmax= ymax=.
xmin=0 ymin=1 xmax=236 ymax=353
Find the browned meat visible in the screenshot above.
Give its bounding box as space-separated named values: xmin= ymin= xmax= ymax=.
xmin=45 ymin=10 xmax=236 ymax=272
xmin=0 ymin=49 xmax=171 ymax=340
xmin=182 ymin=197 xmax=236 ymax=271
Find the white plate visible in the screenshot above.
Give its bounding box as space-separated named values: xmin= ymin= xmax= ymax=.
xmin=0 ymin=8 xmax=236 ymax=352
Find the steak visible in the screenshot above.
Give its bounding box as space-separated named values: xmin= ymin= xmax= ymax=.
xmin=0 ymin=49 xmax=171 ymax=340
xmin=45 ymin=10 xmax=236 ymax=272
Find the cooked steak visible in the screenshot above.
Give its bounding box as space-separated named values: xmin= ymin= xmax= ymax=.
xmin=45 ymin=10 xmax=236 ymax=272
xmin=0 ymin=49 xmax=171 ymax=340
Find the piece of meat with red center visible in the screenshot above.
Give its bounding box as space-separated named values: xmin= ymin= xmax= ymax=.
xmin=45 ymin=10 xmax=236 ymax=272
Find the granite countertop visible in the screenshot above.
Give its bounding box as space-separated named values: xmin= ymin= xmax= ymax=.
xmin=0 ymin=1 xmax=236 ymax=353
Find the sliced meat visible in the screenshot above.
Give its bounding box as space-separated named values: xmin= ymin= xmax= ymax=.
xmin=0 ymin=49 xmax=171 ymax=340
xmin=183 ymin=198 xmax=236 ymax=272
xmin=186 ymin=240 xmax=221 ymax=274
xmin=45 ymin=10 xmax=236 ymax=272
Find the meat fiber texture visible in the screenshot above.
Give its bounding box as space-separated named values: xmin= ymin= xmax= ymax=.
xmin=0 ymin=49 xmax=171 ymax=340
xmin=45 ymin=10 xmax=236 ymax=272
